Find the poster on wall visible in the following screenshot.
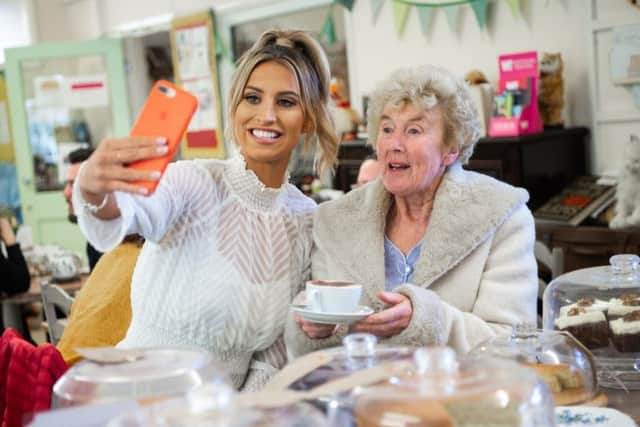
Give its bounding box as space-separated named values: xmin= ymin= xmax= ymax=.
xmin=66 ymin=74 xmax=109 ymax=109
xmin=611 ymin=24 xmax=640 ymax=85
xmin=175 ymin=24 xmax=211 ymax=80
xmin=171 ymin=11 xmax=226 ymax=159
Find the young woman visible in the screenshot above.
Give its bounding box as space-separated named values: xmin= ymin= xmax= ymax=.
xmin=73 ymin=30 xmax=339 ymax=390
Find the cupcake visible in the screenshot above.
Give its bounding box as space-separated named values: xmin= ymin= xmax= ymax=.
xmin=609 ymin=309 xmax=640 ymax=353
xmin=554 ymin=307 xmax=609 ymax=349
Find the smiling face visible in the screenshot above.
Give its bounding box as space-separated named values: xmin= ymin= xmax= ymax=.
xmin=233 ymin=60 xmax=306 ymax=179
xmin=376 ymin=103 xmax=459 ymax=199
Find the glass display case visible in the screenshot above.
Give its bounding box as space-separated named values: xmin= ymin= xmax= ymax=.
xmin=352 ymin=347 xmax=555 ymax=427
xmin=53 ymin=347 xmax=226 ymax=408
xmin=543 ymin=254 xmax=640 ymax=389
xmin=107 ymin=389 xmax=329 ymax=427
xmin=288 ymin=333 xmax=415 ymax=392
xmin=279 ymin=334 xmax=554 ymax=427
xmin=471 ymin=324 xmax=598 ymax=405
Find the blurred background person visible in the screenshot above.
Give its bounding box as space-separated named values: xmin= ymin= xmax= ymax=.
xmin=0 ymin=213 xmax=34 ymax=343
xmin=355 ymin=156 xmax=382 ymax=188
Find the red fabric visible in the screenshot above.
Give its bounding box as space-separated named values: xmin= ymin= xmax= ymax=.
xmin=0 ymin=328 xmax=68 ymax=427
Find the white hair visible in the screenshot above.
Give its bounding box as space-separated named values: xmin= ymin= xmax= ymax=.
xmin=367 ymin=65 xmax=481 ymax=164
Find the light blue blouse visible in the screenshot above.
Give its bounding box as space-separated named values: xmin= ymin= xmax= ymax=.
xmin=384 ymin=235 xmax=423 ymax=291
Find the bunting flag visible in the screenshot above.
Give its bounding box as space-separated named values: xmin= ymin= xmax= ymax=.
xmin=335 ymin=0 xmax=355 ymax=10
xmin=331 ymin=0 xmax=519 ymax=38
xmin=506 ymin=0 xmax=520 ymax=17
xmin=443 ymin=5 xmax=459 ymax=32
xmin=416 ymin=6 xmax=433 ymax=37
xmin=469 ymin=0 xmax=488 ymax=29
xmin=214 ymin=29 xmax=227 ymax=59
xmin=320 ymin=11 xmax=337 ymax=45
xmin=392 ymin=1 xmax=411 ymax=37
xmin=370 ymin=0 xmax=385 ymax=24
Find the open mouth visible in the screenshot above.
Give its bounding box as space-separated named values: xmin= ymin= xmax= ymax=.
xmin=388 ymin=162 xmax=410 ymax=171
xmin=250 ymin=128 xmax=282 ymax=140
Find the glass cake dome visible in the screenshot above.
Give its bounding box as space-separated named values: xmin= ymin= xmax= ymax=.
xmin=542 ymin=254 xmax=640 ymax=389
xmin=107 ymin=382 xmax=330 ymax=427
xmin=351 ymin=347 xmax=555 ymax=427
xmin=53 ymin=347 xmax=226 ymax=408
xmin=286 ymin=333 xmax=418 ymax=425
xmin=471 ymin=324 xmax=598 ymax=406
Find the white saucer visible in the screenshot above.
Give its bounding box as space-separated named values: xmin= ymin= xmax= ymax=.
xmin=291 ymin=305 xmax=374 ymax=324
xmin=556 ymin=406 xmax=637 ymax=427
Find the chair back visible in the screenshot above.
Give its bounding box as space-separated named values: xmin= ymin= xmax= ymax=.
xmin=40 ymin=281 xmax=74 ymax=345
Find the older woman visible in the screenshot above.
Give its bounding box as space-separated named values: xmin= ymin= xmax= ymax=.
xmin=285 ymin=65 xmax=537 ymax=356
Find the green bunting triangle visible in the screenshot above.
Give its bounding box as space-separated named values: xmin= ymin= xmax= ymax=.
xmin=470 ymin=0 xmax=488 ymax=30
xmin=370 ymin=0 xmax=385 ymax=24
xmin=392 ymin=1 xmax=411 ymax=37
xmin=321 ymin=12 xmax=337 ymax=45
xmin=506 ymin=0 xmax=520 ymax=17
xmin=214 ymin=29 xmax=227 ymax=59
xmin=335 ymin=0 xmax=355 ymax=10
xmin=416 ymin=6 xmax=433 ymax=37
xmin=444 ymin=5 xmax=459 ymax=32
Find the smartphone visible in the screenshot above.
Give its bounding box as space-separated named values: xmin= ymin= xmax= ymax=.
xmin=129 ymin=80 xmax=198 ymax=194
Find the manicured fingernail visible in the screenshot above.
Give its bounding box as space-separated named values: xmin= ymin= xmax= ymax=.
xmin=150 ymin=171 xmax=161 ymax=180
xmin=138 ymin=187 xmax=149 ymax=195
xmin=157 ymin=146 xmax=169 ymax=154
xmin=156 ymin=137 xmax=167 ymax=144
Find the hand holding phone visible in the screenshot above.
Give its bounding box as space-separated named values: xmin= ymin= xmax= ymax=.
xmin=128 ymin=80 xmax=198 ymax=193
xmin=77 ymin=81 xmax=197 ymax=216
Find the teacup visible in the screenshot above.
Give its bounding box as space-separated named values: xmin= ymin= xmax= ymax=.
xmin=306 ymin=280 xmax=362 ymax=313
xmin=49 ymin=253 xmax=82 ymax=280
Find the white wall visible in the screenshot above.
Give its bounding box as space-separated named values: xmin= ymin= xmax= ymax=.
xmin=588 ymin=0 xmax=640 ymax=176
xmin=31 ymin=0 xmax=602 ymax=166
xmin=345 ymin=0 xmax=591 ymax=129
xmin=0 ymin=0 xmax=35 ymax=64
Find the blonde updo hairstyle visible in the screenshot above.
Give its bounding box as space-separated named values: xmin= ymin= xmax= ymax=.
xmin=225 ymin=29 xmax=339 ymax=175
xmin=367 ymin=65 xmax=481 ymax=165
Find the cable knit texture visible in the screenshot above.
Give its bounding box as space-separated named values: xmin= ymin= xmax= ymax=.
xmin=73 ymin=155 xmax=315 ymax=389
xmin=285 ymin=163 xmax=537 ymax=358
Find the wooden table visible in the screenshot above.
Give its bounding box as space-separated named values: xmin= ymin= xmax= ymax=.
xmin=1 ymin=275 xmax=87 ymax=304
xmin=605 ymin=388 xmax=640 ymax=421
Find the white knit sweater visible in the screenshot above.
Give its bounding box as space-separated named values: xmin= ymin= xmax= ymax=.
xmin=72 ymin=155 xmax=315 ymax=390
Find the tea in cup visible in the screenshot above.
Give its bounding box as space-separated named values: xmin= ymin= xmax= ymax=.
xmin=306 ymin=280 xmax=362 ymax=313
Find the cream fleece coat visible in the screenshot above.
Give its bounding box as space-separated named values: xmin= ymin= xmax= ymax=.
xmin=285 ymin=163 xmax=537 ymax=357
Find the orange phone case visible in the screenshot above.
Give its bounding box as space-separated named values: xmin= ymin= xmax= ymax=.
xmin=129 ymin=80 xmax=198 ymax=193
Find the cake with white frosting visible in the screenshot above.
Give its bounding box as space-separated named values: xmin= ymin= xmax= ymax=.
xmin=554 ymin=307 xmax=609 ymax=349
xmin=608 ymin=294 xmax=640 ymax=320
xmin=610 ymin=310 xmax=640 ymax=353
xmin=558 ymin=297 xmax=609 ymax=317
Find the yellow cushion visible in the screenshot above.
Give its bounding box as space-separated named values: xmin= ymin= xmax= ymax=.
xmin=57 ymin=242 xmax=141 ymax=366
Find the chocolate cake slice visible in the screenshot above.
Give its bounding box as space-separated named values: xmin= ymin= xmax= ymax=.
xmin=610 ymin=310 xmax=640 ymax=353
xmin=555 ymin=307 xmax=609 ymax=349
xmin=608 ymin=294 xmax=640 ymax=320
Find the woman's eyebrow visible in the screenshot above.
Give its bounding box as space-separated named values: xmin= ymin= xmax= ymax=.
xmin=407 ymin=114 xmax=427 ymax=123
xmin=277 ymin=90 xmax=301 ymax=98
xmin=244 ymin=86 xmax=300 ymax=98
xmin=244 ymin=85 xmax=262 ymax=93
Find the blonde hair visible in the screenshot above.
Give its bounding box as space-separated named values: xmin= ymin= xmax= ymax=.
xmin=367 ymin=65 xmax=481 ymax=165
xmin=224 ymin=29 xmax=339 ymax=176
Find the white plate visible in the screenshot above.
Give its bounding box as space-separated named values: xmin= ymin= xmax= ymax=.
xmin=291 ymin=305 xmax=374 ymax=324
xmin=556 ymin=406 xmax=637 ymax=427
